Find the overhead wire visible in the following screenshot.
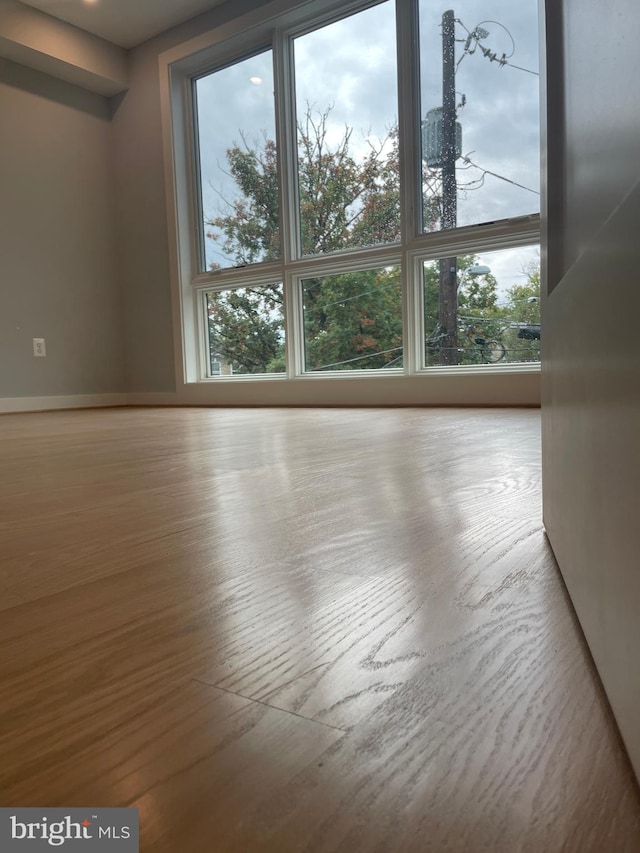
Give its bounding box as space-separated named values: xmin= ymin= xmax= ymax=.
xmin=310 ymin=346 xmax=403 ymax=371
xmin=474 ymin=20 xmax=515 ymax=58
xmin=455 ymin=17 xmax=538 ymax=76
xmin=461 ymin=157 xmax=540 ymax=195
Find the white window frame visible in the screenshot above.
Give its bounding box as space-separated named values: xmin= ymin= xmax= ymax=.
xmin=159 ymin=0 xmax=542 ymax=405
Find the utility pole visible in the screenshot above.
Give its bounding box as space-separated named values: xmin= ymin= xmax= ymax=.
xmin=439 ymin=9 xmax=458 ymax=365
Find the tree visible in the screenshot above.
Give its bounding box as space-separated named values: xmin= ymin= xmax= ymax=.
xmin=208 ymin=108 xmax=401 ymax=265
xmin=500 ymin=263 xmax=541 ymax=363
xmin=303 ymin=266 xmax=403 ymax=371
xmin=207 ymin=135 xmax=280 ymax=268
xmin=297 ymin=109 xmax=401 ymax=255
xmin=424 ymin=256 xmax=502 ymax=365
xmin=207 ymin=286 xmax=284 ymax=374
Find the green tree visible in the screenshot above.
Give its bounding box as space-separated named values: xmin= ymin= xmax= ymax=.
xmin=296 ymin=109 xmax=401 ymax=255
xmin=500 ymin=263 xmax=541 ymax=363
xmin=207 ymin=108 xmax=401 ymax=266
xmin=207 ymin=286 xmax=284 ymax=374
xmin=207 ymin=136 xmax=280 ymax=267
xmin=424 ymin=257 xmax=502 ymax=365
xmin=303 ymin=266 xmax=403 ymax=371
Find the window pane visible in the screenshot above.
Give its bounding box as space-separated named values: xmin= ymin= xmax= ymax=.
xmin=419 ymin=1 xmax=540 ymax=232
xmin=424 ymin=246 xmax=540 ymax=367
xmin=293 ymin=3 xmax=399 ymax=256
xmin=195 ymin=51 xmax=279 ymax=271
xmin=302 ymin=266 xmax=402 ymax=371
xmin=206 ymin=283 xmax=285 ymax=375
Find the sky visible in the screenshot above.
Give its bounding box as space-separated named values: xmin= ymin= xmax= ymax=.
xmin=195 ymin=0 xmax=540 ymax=295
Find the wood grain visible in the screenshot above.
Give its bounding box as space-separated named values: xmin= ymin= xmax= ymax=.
xmin=0 ymin=407 xmax=638 ymax=852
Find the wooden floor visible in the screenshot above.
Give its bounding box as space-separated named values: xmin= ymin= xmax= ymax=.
xmin=0 ymin=407 xmax=638 ymax=852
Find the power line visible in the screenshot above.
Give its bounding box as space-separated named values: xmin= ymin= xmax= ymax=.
xmin=475 ymin=44 xmax=539 ymax=76
xmin=456 ymin=17 xmax=539 ymax=76
xmin=310 ymin=346 xmax=403 ymax=371
xmin=474 ymin=20 xmax=515 ymax=58
xmin=304 ymin=278 xmax=397 ymax=312
xmin=462 ymin=157 xmax=540 ymax=196
xmin=381 ymin=353 xmax=404 ymax=368
xmin=502 ymin=61 xmax=539 ymax=76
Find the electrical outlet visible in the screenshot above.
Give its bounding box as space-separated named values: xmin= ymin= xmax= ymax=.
xmin=33 ymin=338 xmax=46 ymax=357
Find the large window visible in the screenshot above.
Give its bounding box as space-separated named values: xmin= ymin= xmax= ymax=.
xmin=176 ymin=0 xmax=540 ymax=381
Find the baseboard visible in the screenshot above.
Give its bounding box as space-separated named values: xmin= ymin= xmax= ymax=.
xmin=125 ymin=392 xmax=180 ymax=406
xmin=0 ymin=393 xmax=128 ymax=414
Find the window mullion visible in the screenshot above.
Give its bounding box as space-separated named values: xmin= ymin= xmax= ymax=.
xmin=273 ymin=28 xmax=299 ymax=266
xmin=197 ymin=289 xmax=211 ymax=379
xmin=273 ymin=28 xmax=303 ymax=378
xmin=396 ymin=0 xmax=421 ymax=374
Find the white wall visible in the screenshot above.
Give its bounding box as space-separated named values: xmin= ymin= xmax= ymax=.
xmin=0 ymin=58 xmax=125 ymax=401
xmin=541 ymin=0 xmax=640 ymax=780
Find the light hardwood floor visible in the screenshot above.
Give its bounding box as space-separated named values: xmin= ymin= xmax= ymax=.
xmin=0 ymin=407 xmax=638 ymax=852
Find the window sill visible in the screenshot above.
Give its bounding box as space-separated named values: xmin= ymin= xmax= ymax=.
xmin=198 ymin=363 xmax=540 ymax=382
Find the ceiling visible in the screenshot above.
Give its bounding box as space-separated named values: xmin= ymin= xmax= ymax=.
xmin=19 ymin=0 xmax=229 ymax=49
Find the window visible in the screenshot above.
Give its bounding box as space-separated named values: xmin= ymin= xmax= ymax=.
xmin=419 ymin=0 xmax=540 ymax=232
xmin=194 ymin=49 xmax=279 ymax=271
xmin=205 ymin=282 xmax=285 ymax=375
xmin=301 ymin=265 xmax=403 ymax=371
xmin=169 ymin=0 xmax=540 ymax=386
xmin=423 ymin=245 xmax=540 ymax=367
xmin=293 ymin=3 xmax=399 ymax=255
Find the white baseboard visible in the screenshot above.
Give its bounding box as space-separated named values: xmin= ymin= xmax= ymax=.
xmin=0 ymin=393 xmax=127 ymax=414
xmin=125 ymin=392 xmax=179 ymax=406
